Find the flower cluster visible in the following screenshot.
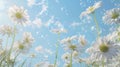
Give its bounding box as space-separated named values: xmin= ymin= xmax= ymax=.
xmin=0 ymin=0 xmax=120 ymax=67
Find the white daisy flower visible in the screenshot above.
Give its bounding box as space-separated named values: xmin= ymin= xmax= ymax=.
xmin=61 ymin=35 xmax=77 ymax=45
xmin=72 ymin=51 xmax=79 ymax=58
xmin=103 ymin=8 xmax=120 ymax=24
xmin=86 ymin=37 xmax=120 ymax=62
xmin=62 ymin=52 xmax=71 ymax=62
xmin=80 ymin=1 xmax=102 ymax=18
xmin=78 ymin=35 xmax=87 ymax=45
xmin=8 ymin=5 xmax=30 ymax=26
xmin=61 ymin=35 xmax=85 ymax=52
xmin=13 ymin=41 xmax=31 ymax=53
xmin=105 ymin=27 xmax=120 ymax=43
xmin=0 ymin=25 xmax=16 ymax=37
xmin=22 ymin=32 xmax=34 ymax=45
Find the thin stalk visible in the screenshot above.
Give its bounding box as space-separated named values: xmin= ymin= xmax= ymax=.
xmin=0 ymin=36 xmax=9 ymax=66
xmin=5 ymin=35 xmax=9 ymax=49
xmin=92 ymin=12 xmax=101 ymax=38
xmin=70 ymin=52 xmax=73 ymax=67
xmin=54 ymin=33 xmax=60 ymax=67
xmin=19 ymin=59 xmax=27 ymax=67
xmin=9 ymin=25 xmax=16 ymax=56
xmin=7 ymin=25 xmax=16 ymax=66
xmin=116 ymin=23 xmax=120 ymax=28
xmin=102 ymin=60 xmax=104 ymax=67
xmin=12 ymin=53 xmax=20 ymax=67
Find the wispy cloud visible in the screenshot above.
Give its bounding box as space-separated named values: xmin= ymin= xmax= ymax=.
xmin=38 ymin=4 xmax=48 ymax=16
xmin=70 ymin=22 xmax=81 ymax=27
xmin=0 ymin=0 xmax=6 ymax=10
xmin=32 ymin=18 xmax=43 ymax=28
xmin=44 ymin=16 xmax=55 ymax=27
xmin=27 ymin=0 xmax=35 ymax=7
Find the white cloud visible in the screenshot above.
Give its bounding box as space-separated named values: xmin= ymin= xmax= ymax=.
xmin=27 ymin=0 xmax=35 ymax=7
xmin=70 ymin=22 xmax=80 ymax=27
xmin=32 ymin=18 xmax=42 ymax=28
xmin=44 ymin=16 xmax=55 ymax=27
xmin=35 ymin=46 xmax=53 ymax=55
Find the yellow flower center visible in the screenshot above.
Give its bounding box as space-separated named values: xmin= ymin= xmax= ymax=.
xmin=15 ymin=12 xmax=23 ymax=19
xmin=99 ymin=44 xmax=109 ymax=52
xmin=112 ymin=12 xmax=119 ymax=19
xmin=19 ymin=44 xmax=24 ymax=50
xmin=69 ymin=45 xmax=76 ymax=50
xmin=118 ymin=32 xmax=120 ymax=36
xmin=65 ymin=56 xmax=68 ymax=59
xmin=88 ymin=6 xmax=94 ymax=12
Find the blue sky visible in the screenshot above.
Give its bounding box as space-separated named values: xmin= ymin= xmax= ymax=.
xmin=0 ymin=0 xmax=120 ymax=67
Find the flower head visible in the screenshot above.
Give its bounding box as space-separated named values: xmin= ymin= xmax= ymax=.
xmin=80 ymin=1 xmax=102 ymax=19
xmin=78 ymin=35 xmax=87 ymax=45
xmin=0 ymin=25 xmax=16 ymax=36
xmin=103 ymin=8 xmax=120 ymax=24
xmin=86 ymin=37 xmax=120 ymax=63
xmin=8 ymin=5 xmax=30 ymax=26
xmin=13 ymin=41 xmax=31 ymax=53
xmin=62 ymin=52 xmax=71 ymax=62
xmin=61 ymin=35 xmax=85 ymax=54
xmin=22 ymin=32 xmax=34 ymax=45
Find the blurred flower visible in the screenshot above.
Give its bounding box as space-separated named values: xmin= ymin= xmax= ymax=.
xmin=80 ymin=1 xmax=102 ymax=18
xmin=8 ymin=5 xmax=30 ymax=26
xmin=61 ymin=35 xmax=77 ymax=45
xmin=35 ymin=61 xmax=55 ymax=67
xmin=78 ymin=35 xmax=87 ymax=45
xmin=35 ymin=46 xmax=43 ymax=53
xmin=105 ymin=27 xmax=120 ymax=43
xmin=29 ymin=53 xmax=36 ymax=58
xmin=61 ymin=35 xmax=85 ymax=52
xmin=103 ymin=8 xmax=120 ymax=24
xmin=0 ymin=25 xmax=16 ymax=37
xmin=86 ymin=37 xmax=120 ymax=63
xmin=72 ymin=51 xmax=78 ymax=58
xmin=62 ymin=52 xmax=70 ymax=62
xmin=51 ymin=28 xmax=67 ymax=34
xmin=22 ymin=32 xmax=34 ymax=45
xmin=63 ymin=63 xmax=70 ymax=67
xmin=0 ymin=50 xmax=6 ymax=58
xmin=14 ymin=41 xmax=30 ymax=53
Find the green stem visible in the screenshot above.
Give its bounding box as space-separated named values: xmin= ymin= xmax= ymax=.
xmin=70 ymin=52 xmax=73 ymax=67
xmin=5 ymin=35 xmax=9 ymax=49
xmin=0 ymin=36 xmax=9 ymax=66
xmin=54 ymin=33 xmax=60 ymax=67
xmin=7 ymin=25 xmax=16 ymax=66
xmin=12 ymin=52 xmax=20 ymax=67
xmin=102 ymin=60 xmax=104 ymax=67
xmin=116 ymin=23 xmax=120 ymax=28
xmin=92 ymin=12 xmax=101 ymax=38
xmin=54 ymin=44 xmax=58 ymax=67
